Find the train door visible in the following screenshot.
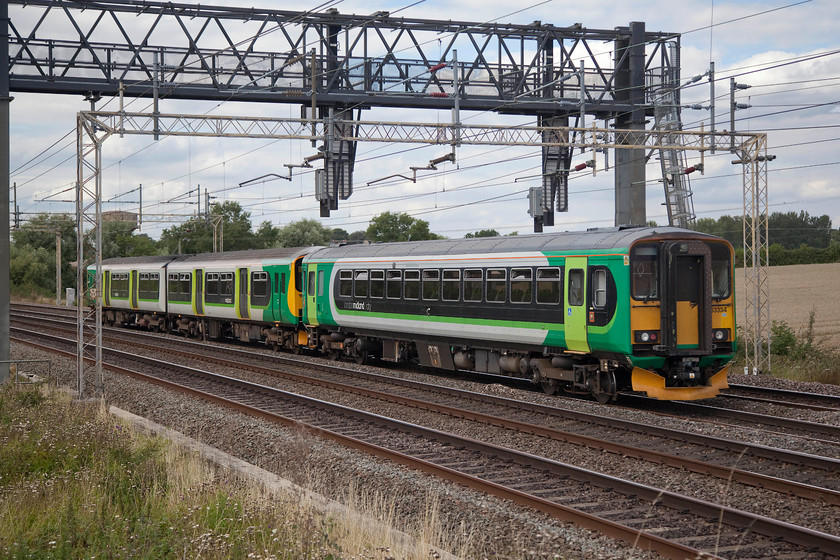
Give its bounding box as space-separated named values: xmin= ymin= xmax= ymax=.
xmin=304 ymin=264 xmax=319 ymax=327
xmin=564 ymin=257 xmax=590 ymax=352
xmin=130 ymin=270 xmax=139 ymax=309
xmin=194 ymin=269 xmax=204 ymax=316
xmin=104 ymin=271 xmax=111 ymax=307
xmin=662 ymin=242 xmax=712 ymax=354
xmin=237 ymin=267 xmax=250 ymax=320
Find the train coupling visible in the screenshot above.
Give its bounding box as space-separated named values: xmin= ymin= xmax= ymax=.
xmin=631 ymin=364 xmax=730 ymax=400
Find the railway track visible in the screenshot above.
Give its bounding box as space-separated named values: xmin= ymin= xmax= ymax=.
xmin=10 ymin=325 xmax=840 ymax=559
xmin=12 ymin=308 xmax=840 ymax=496
xmin=724 ymin=383 xmax=840 ymax=412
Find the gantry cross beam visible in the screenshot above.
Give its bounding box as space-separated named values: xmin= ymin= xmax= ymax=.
xmin=9 ymin=0 xmax=680 ymax=227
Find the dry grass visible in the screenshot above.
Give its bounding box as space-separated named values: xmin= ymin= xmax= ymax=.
xmin=735 ymin=262 xmax=840 ymax=350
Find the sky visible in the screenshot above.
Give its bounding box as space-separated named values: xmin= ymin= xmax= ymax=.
xmin=8 ymin=0 xmax=840 ymax=241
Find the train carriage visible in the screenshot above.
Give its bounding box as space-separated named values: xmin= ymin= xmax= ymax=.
xmin=158 ymin=248 xmax=311 ymax=344
xmin=93 ymin=255 xmax=182 ymax=331
xmin=301 ymin=226 xmax=735 ymax=402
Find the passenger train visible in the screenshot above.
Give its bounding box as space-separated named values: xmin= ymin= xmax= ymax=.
xmin=89 ymin=226 xmax=735 ymax=402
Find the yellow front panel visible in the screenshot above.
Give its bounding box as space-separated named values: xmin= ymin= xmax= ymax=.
xmin=630 ymin=301 xmax=660 ymax=333
xmin=676 ymin=301 xmax=699 ymax=347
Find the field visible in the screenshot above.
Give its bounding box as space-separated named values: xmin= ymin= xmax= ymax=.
xmin=735 ymin=262 xmax=840 ymax=350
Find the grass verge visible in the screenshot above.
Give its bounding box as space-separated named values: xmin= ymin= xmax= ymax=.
xmin=0 ymin=383 xmax=462 ymax=559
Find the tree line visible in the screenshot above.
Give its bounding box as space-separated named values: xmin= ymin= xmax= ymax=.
xmin=9 ymin=205 xmax=510 ymax=299
xmin=12 ymin=205 xmax=836 ymax=299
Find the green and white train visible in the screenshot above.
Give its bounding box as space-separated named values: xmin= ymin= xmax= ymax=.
xmin=90 ymin=226 xmax=736 ymax=402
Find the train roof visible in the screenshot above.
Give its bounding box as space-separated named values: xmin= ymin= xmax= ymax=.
xmin=170 ymin=246 xmax=317 ymax=265
xmin=308 ymin=226 xmax=722 ymax=260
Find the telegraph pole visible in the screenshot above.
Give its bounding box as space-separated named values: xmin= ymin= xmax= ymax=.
xmin=1 ymin=2 xmax=11 ymax=383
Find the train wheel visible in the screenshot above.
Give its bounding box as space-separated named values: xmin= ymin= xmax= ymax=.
xmin=327 ymin=350 xmax=341 ymax=361
xmin=541 ymin=380 xmax=558 ymax=395
xmin=592 ymin=371 xmax=617 ymax=404
xmin=355 ymin=352 xmax=368 ymax=365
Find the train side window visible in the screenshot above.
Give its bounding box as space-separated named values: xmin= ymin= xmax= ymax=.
xmin=486 ymin=268 xmax=506 ymax=303
xmin=354 ymin=270 xmax=369 ymax=298
xmin=318 ymin=270 xmax=325 ymax=297
xmin=274 ymin=273 xmax=279 ymax=294
xmin=206 ymin=273 xmax=219 ymax=295
xmin=370 ymin=270 xmax=385 ymax=298
xmin=308 ymin=270 xmax=316 ymax=296
xmin=593 ymin=269 xmax=607 ymax=308
xmin=280 ymin=273 xmax=286 ymax=294
xmin=536 ymin=268 xmax=561 ymax=304
xmin=442 ymin=270 xmax=460 ymax=301
xmin=180 ymin=273 xmax=192 ymax=297
xmin=510 ymin=268 xmax=532 ymax=303
xmin=386 ymin=270 xmax=402 ymax=299
xmin=252 ymin=271 xmax=269 ymax=298
xmin=422 ymin=270 xmax=440 ymax=301
xmin=220 ymin=272 xmax=234 ymax=297
xmin=463 ymin=269 xmax=482 ymax=302
xmin=404 ymin=270 xmax=420 ymax=300
xmin=339 ymin=270 xmax=352 ymax=297
xmin=568 ymin=269 xmax=584 ymax=306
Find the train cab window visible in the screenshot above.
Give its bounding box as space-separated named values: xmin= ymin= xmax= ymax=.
xmin=536 ymin=268 xmax=561 ymax=304
xmin=710 ymin=244 xmax=732 ymax=300
xmin=404 ymin=270 xmax=420 ymax=300
xmin=354 ymin=270 xmax=369 ymax=298
xmin=442 ymin=270 xmax=460 ymax=301
xmin=339 ymin=270 xmax=352 ymax=297
xmin=386 ymin=270 xmax=402 ymax=299
xmin=593 ymin=269 xmax=607 ymax=308
xmin=370 ymin=270 xmax=385 ymax=299
xmin=510 ymin=268 xmax=532 ymax=304
xmin=464 ymin=269 xmax=482 ymax=302
xmin=631 ymin=245 xmax=659 ymax=301
xmin=206 ymin=273 xmax=219 ymax=295
xmin=568 ymin=269 xmax=584 ymax=306
xmin=486 ymin=269 xmax=506 ymax=303
xmin=422 ymin=270 xmax=440 ymax=301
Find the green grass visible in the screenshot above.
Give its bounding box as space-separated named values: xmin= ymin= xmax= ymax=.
xmin=0 ymin=385 xmax=350 ymax=559
xmin=734 ymin=310 xmax=840 ymax=385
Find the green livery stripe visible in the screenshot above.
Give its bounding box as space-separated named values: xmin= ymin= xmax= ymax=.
xmin=335 ymin=308 xmax=564 ymax=332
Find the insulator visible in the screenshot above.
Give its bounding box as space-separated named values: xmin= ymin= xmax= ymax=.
xmin=428 ymin=91 xmax=448 ymax=98
xmin=429 ymin=63 xmax=447 ymax=73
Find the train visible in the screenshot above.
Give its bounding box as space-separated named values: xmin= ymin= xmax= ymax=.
xmin=88 ymin=226 xmax=735 ymax=403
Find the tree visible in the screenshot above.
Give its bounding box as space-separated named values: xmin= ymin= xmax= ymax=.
xmin=253 ymin=220 xmax=280 ymax=249
xmin=464 ymin=229 xmax=500 ymax=238
xmin=98 ymin=221 xmax=159 ymax=259
xmin=9 ymin=243 xmax=54 ymax=298
xmin=11 ymin=213 xmax=77 ymax=295
xmin=276 ymin=218 xmax=333 ymax=247
xmin=330 ymin=228 xmax=350 ymax=242
xmin=366 ymin=211 xmax=444 ymax=242
xmin=159 ymin=201 xmax=255 ymax=254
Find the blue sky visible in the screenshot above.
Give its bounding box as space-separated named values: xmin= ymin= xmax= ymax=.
xmin=9 ymin=0 xmax=840 ymax=239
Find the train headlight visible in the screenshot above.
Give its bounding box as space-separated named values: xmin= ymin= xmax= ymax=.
xmin=713 ymin=329 xmax=730 ymax=341
xmin=634 ymin=330 xmax=660 ymax=344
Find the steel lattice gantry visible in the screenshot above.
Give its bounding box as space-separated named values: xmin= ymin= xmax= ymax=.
xmin=8 ymin=0 xmax=680 ymax=227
